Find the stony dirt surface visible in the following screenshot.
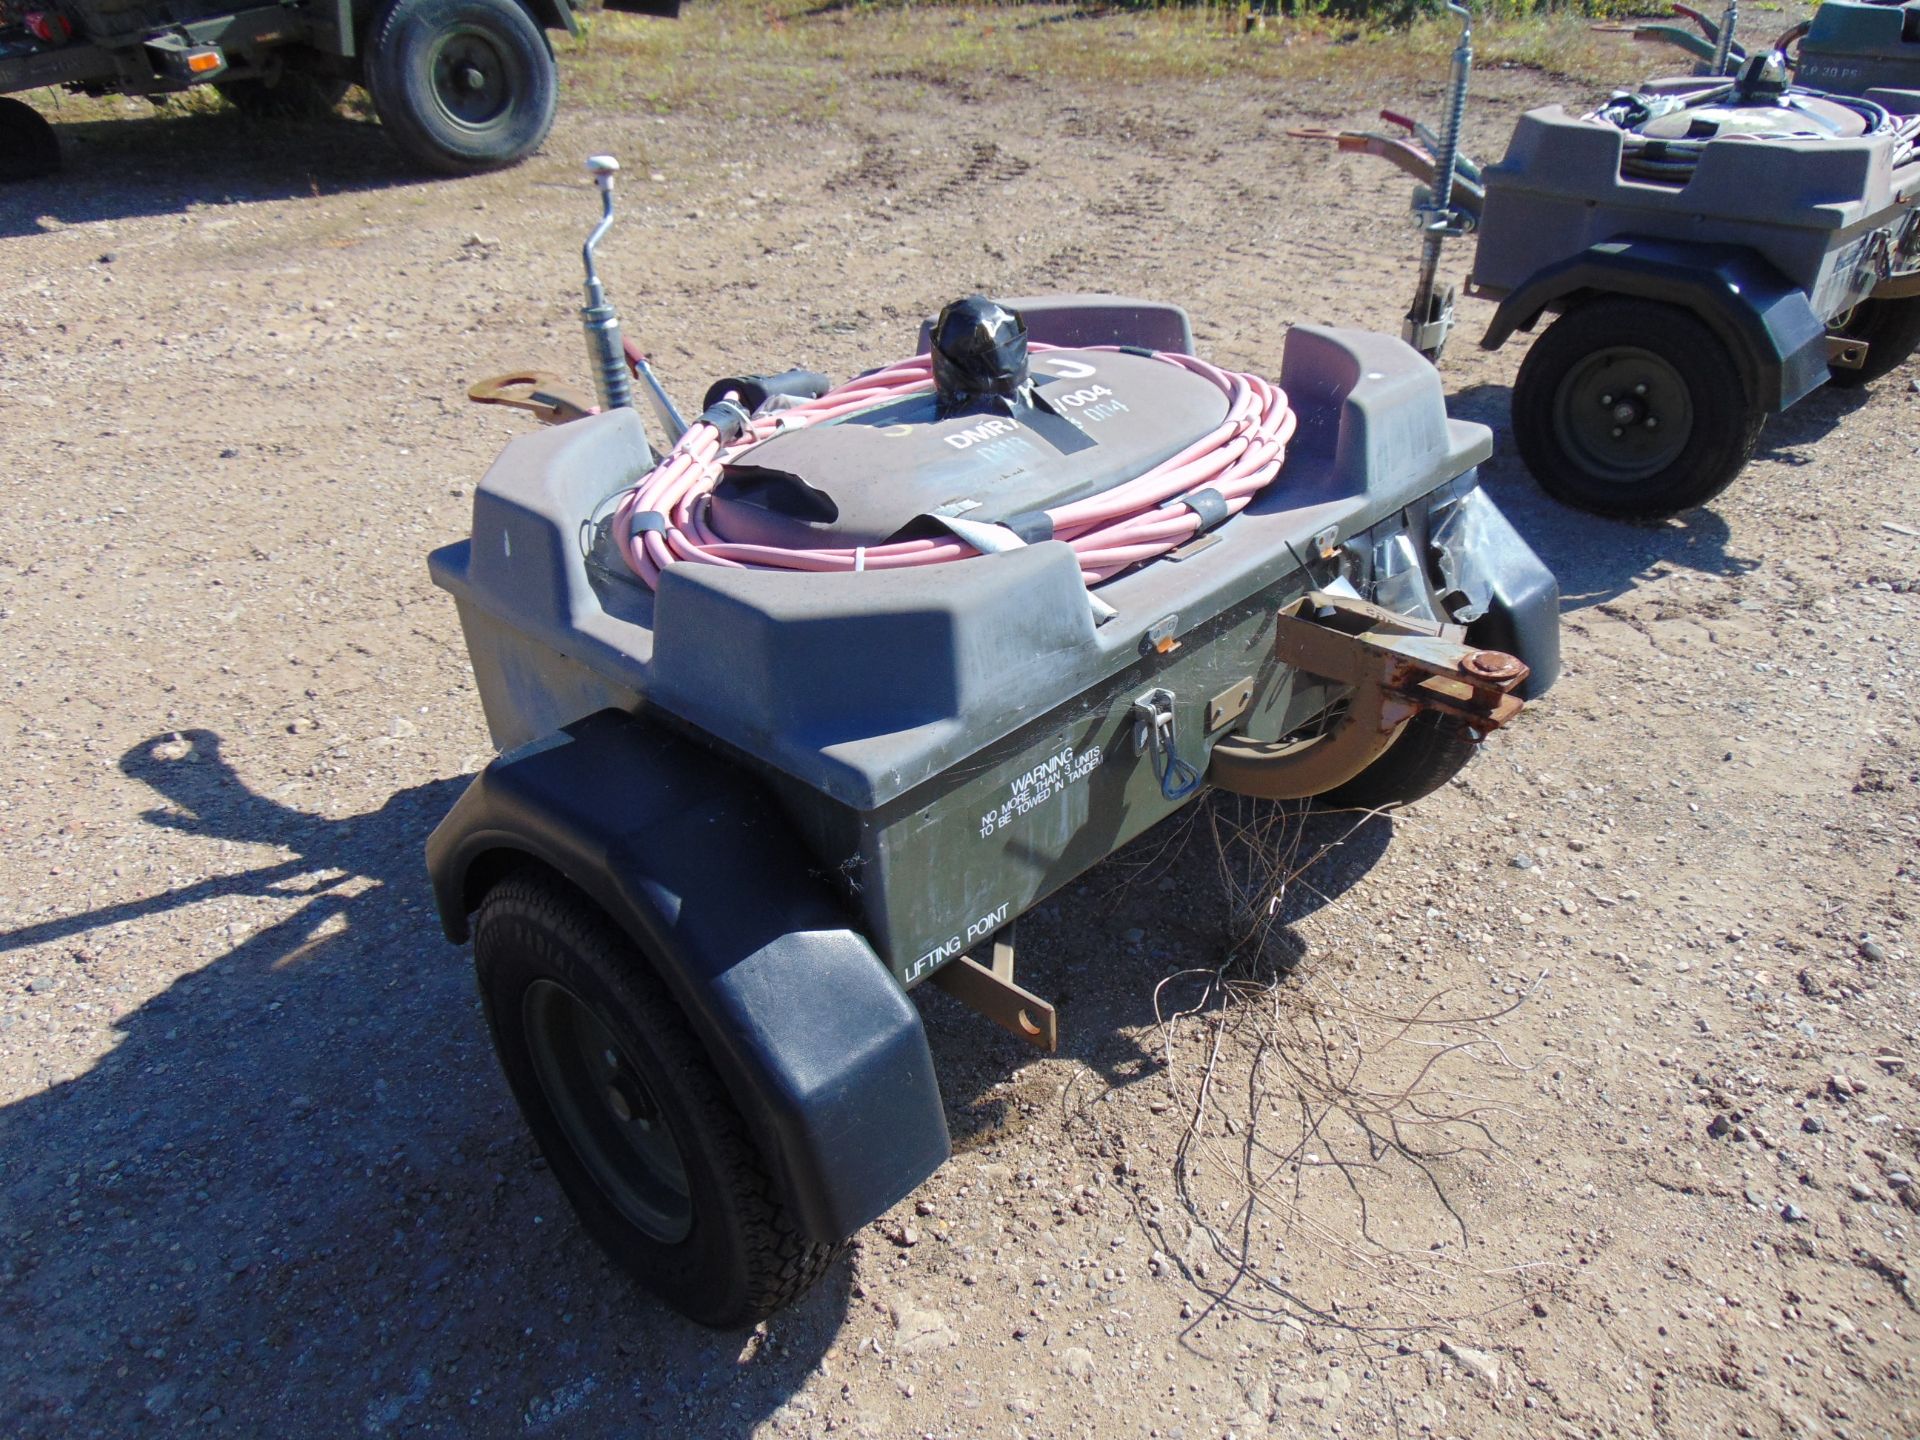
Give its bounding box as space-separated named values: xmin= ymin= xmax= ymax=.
xmin=2 ymin=11 xmax=1917 ymax=1438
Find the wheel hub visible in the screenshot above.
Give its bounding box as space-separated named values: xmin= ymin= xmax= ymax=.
xmin=523 ymin=980 xmax=692 ymax=1243
xmin=603 ymin=1068 xmax=658 ymax=1128
xmin=1556 ymin=348 xmax=1692 ymax=484
xmin=430 ymin=30 xmax=512 ymax=129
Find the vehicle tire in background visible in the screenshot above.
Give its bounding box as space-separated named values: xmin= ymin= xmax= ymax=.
xmin=1825 ymin=297 xmax=1920 ymax=389
xmin=0 ymin=97 xmax=61 ymax=181
xmin=473 ymin=869 xmax=840 ymax=1327
xmin=1314 ymin=711 xmax=1478 ymax=812
xmin=364 ymin=0 xmax=556 ymax=174
xmin=1512 ymin=296 xmax=1765 ymax=519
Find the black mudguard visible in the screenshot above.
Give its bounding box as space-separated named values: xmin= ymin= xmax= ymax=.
xmin=1436 ymin=484 xmax=1561 ymax=700
xmin=1480 ymin=237 xmax=1830 ymax=413
xmin=426 ymin=709 xmax=950 ymax=1245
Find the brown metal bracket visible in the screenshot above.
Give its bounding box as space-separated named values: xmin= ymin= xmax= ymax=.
xmin=1827 ymin=334 xmax=1870 ymax=371
xmin=1286 ymin=127 xmax=1485 ymax=223
xmin=468 ymin=371 xmax=596 ymax=426
xmin=929 ymin=925 xmax=1058 ymax=1053
xmin=1208 ymin=591 xmax=1529 ymax=800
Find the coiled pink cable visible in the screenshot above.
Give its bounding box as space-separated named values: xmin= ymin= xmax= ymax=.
xmin=610 ymin=346 xmax=1297 ymax=591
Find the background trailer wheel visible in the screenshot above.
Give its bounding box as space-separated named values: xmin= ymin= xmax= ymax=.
xmin=1826 ymin=297 xmax=1920 ymax=388
xmin=474 ymin=869 xmax=841 ymax=1327
xmin=365 ymin=0 xmax=557 ymax=175
xmin=0 ymin=97 xmax=60 ymax=182
xmin=1512 ymin=297 xmax=1766 ymax=519
xmin=1314 ymin=711 xmax=1479 ymax=812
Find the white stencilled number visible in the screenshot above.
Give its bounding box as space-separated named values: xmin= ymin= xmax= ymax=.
xmin=1056 ymin=385 xmax=1113 ymax=408
xmin=1040 ymin=357 xmax=1099 ymax=380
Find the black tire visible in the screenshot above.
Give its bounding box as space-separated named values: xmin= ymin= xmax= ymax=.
xmin=1315 ymin=712 xmax=1479 ymax=811
xmin=216 ymin=53 xmax=352 ymax=119
xmin=1512 ymin=297 xmax=1765 ymax=519
xmin=1826 ymin=297 xmax=1920 ymax=389
xmin=364 ymin=0 xmax=556 ymax=174
xmin=474 ymin=870 xmax=840 ymax=1326
xmin=0 ymin=97 xmax=60 ymax=182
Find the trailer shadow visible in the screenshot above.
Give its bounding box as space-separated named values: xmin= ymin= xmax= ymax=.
xmin=1 ymin=100 xmax=414 ymax=237
xmin=1447 ymin=380 xmax=1763 ymax=610
xmin=1750 ymin=378 xmax=1875 ymax=465
xmin=0 ymin=729 xmax=844 ymax=1439
xmin=920 ymin=796 xmax=1397 ymax=1150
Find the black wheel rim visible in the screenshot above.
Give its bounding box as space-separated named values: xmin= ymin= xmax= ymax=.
xmin=1551 ymin=345 xmax=1693 ymax=485
xmin=523 ymin=979 xmax=692 ymax=1243
xmin=429 ymin=28 xmax=512 ymax=129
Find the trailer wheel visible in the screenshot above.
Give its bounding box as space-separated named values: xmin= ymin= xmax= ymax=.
xmin=1314 ymin=712 xmax=1477 ymax=812
xmin=1512 ymin=297 xmax=1764 ymax=519
xmin=365 ymin=0 xmax=557 ymax=175
xmin=0 ymin=97 xmax=60 ymax=182
xmin=473 ymin=869 xmax=840 ymax=1327
xmin=217 ymin=53 xmax=352 ymax=118
xmin=1826 ymin=297 xmax=1920 ymax=389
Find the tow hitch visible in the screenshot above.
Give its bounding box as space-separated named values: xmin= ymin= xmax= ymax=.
xmin=1209 ymin=591 xmax=1528 ymax=800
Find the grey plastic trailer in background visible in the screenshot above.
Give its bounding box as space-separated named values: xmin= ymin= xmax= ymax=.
xmin=1797 ymin=0 xmax=1920 ymax=106
xmin=1470 ymin=74 xmax=1920 ymax=516
xmin=1613 ymin=0 xmax=1920 ymax=112
xmin=1301 ymin=42 xmax=1920 ymax=519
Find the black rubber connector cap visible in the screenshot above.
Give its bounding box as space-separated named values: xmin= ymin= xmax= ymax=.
xmin=930 ymin=296 xmax=1030 ymax=411
xmin=700 ymin=370 xmax=833 ymax=415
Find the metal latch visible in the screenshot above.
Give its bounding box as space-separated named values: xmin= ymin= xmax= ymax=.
xmin=1131 ymin=688 xmax=1202 ymax=800
xmin=1131 ymin=687 xmax=1174 ymax=755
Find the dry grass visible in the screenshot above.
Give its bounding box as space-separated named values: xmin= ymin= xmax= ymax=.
xmin=567 ymin=0 xmax=1636 ymax=120
xmin=1068 ymin=794 xmax=1552 ymax=1344
xmin=21 ymin=0 xmax=1635 ymax=134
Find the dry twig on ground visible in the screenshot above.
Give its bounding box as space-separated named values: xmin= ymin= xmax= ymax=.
xmin=1071 ymin=793 xmax=1545 ymax=1345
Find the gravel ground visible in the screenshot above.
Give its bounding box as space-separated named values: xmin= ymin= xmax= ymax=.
xmin=2 ymin=13 xmax=1917 ymax=1437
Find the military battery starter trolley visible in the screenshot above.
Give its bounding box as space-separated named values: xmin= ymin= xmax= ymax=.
xmin=1604 ymin=0 xmax=1920 ymax=113
xmin=423 ymin=157 xmax=1561 ymax=1326
xmin=0 ymin=0 xmax=675 ymax=180
xmin=1796 ymin=0 xmax=1920 ymax=106
xmin=1299 ymin=7 xmax=1920 ymax=518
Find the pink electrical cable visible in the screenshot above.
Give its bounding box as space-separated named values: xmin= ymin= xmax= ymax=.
xmin=610 ymin=345 xmax=1298 ymax=591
